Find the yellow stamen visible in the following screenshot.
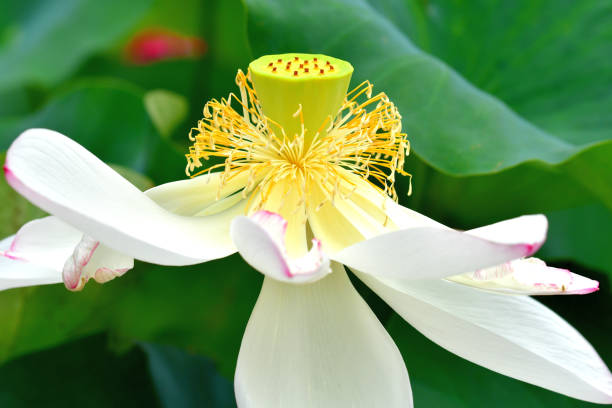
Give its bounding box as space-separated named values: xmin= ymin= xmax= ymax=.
xmin=186 ymin=69 xmax=410 ymax=212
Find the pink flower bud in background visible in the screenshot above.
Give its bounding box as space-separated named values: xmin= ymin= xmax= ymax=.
xmin=124 ymin=28 xmax=207 ymax=65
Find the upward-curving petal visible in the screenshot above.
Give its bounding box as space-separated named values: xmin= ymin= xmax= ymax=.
xmin=332 ymin=214 xmax=547 ymax=280
xmin=4 ymin=129 xmax=242 ymax=265
xmin=231 ymin=211 xmax=330 ymax=284
xmin=357 ymin=273 xmax=612 ymax=403
xmin=235 ymin=263 xmax=412 ymax=407
xmin=62 ymin=235 xmax=134 ymax=291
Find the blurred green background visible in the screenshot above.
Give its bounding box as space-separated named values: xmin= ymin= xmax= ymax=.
xmin=1 ymin=0 xmax=611 ymax=406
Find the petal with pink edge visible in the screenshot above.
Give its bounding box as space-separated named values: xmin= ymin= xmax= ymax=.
xmin=0 ymin=216 xmax=136 ymax=292
xmin=231 ymin=211 xmax=330 ymax=283
xmin=0 ymin=235 xmax=62 ymax=290
xmin=357 ymin=273 xmax=612 ymax=403
xmin=235 ymin=263 xmax=412 ymax=407
xmin=448 ymin=257 xmax=599 ymax=295
xmin=332 ymin=213 xmax=548 ymax=280
xmin=5 ymin=129 xmax=242 ymax=265
xmin=62 ymin=235 xmax=134 ymax=291
xmin=1 ymin=216 xmax=82 ymax=270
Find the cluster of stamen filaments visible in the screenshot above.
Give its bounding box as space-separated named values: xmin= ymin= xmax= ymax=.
xmin=186 ymin=70 xmax=410 ymax=212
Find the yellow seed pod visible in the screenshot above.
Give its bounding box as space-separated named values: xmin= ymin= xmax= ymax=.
xmin=249 ymin=53 xmax=353 ymax=144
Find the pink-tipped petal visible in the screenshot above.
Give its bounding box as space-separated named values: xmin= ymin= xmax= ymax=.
xmin=0 ymin=234 xmax=62 ymax=290
xmin=5 ymin=129 xmax=241 ymax=265
xmin=1 ymin=216 xmax=82 ymax=270
xmin=235 ymin=263 xmax=412 ymax=407
xmin=331 ymin=213 xmax=549 ymax=280
xmin=448 ymin=258 xmax=599 ymax=295
xmin=358 ymin=273 xmax=612 ymax=404
xmin=0 ymin=216 xmax=136 ymax=292
xmin=466 ymin=215 xmax=548 ymax=257
xmin=231 ymin=211 xmax=330 ymax=284
xmin=62 ymin=235 xmax=133 ymax=291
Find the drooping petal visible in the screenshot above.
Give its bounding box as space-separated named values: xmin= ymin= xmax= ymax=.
xmin=4 ymin=129 xmax=242 ymax=265
xmin=331 ymin=214 xmax=547 ymax=279
xmin=0 ymin=235 xmax=62 ymax=290
xmin=231 ymin=211 xmax=330 ymax=283
xmin=62 ymin=235 xmax=133 ymax=291
xmin=448 ymin=257 xmax=599 ymax=295
xmin=357 ymin=272 xmax=612 ymax=403
xmin=235 ymin=263 xmax=412 ymax=407
xmin=0 ymin=216 xmax=136 ymax=291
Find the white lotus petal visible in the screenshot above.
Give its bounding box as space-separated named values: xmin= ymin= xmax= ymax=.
xmin=384 ymin=199 xmax=445 ymax=229
xmin=306 ymin=183 xmax=370 ymax=252
xmin=358 ymin=273 xmax=612 ymax=403
xmin=145 ymin=171 xmax=251 ymax=216
xmin=5 ymin=129 xmax=242 ymax=265
xmin=332 ymin=214 xmax=547 ymax=279
xmin=0 ymin=235 xmax=62 ymax=290
xmin=235 ymin=263 xmax=412 ymax=407
xmin=467 ymin=215 xmax=548 ymax=254
xmin=448 ymin=257 xmax=600 ymax=295
xmin=231 ymin=211 xmax=330 ymax=283
xmin=63 ymin=235 xmax=133 ymax=291
xmin=386 ymin=200 xmax=548 ymax=246
xmin=1 ymin=216 xmax=82 ymax=270
xmin=0 ymin=216 xmax=137 ymax=291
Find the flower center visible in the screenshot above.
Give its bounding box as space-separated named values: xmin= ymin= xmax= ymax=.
xmin=185 ymin=53 xmax=410 ymax=212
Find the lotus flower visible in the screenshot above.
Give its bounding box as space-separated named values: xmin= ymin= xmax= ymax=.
xmin=1 ymin=54 xmax=610 ymax=407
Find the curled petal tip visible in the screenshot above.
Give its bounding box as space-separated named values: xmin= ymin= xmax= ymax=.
xmin=231 ymin=211 xmax=330 ymax=284
xmin=63 ymin=235 xmax=133 ymax=291
xmin=62 ymin=236 xmax=99 ymax=291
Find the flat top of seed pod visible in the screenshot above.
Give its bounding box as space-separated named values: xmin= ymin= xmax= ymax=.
xmin=249 ymin=53 xmax=353 ymax=81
